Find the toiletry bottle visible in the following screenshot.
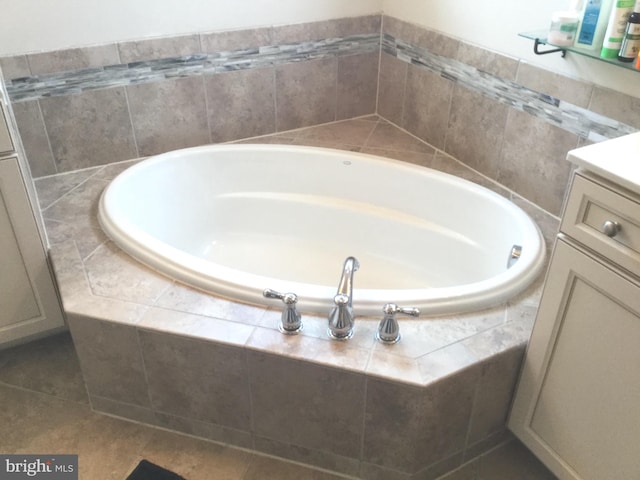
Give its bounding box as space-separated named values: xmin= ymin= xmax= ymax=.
xmin=549 ymin=0 xmax=582 ymax=46
xmin=601 ymin=0 xmax=635 ymax=58
xmin=575 ymin=0 xmax=613 ymax=50
xmin=617 ymin=0 xmax=640 ymax=60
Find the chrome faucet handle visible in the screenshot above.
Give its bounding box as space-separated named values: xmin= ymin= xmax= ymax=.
xmin=263 ymin=288 xmax=303 ymax=334
xmin=375 ymin=303 xmax=420 ymax=344
xmin=328 ymin=293 xmax=355 ymax=340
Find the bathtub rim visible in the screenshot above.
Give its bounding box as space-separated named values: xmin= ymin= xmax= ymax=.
xmin=98 ymin=143 xmax=547 ymax=316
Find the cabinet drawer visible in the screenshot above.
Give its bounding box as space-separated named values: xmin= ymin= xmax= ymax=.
xmin=0 ymin=102 xmax=14 ymax=154
xmin=561 ymin=173 xmax=640 ymax=277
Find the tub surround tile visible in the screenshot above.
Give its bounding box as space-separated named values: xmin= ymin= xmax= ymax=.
xmin=445 ymin=85 xmax=509 ymax=180
xmin=41 ymin=176 xmax=109 ymax=232
xmin=152 ymin=411 xmax=254 ymax=450
xmin=402 ymin=64 xmax=453 ymax=151
xmin=498 ymin=109 xmax=577 ymax=216
xmin=366 ymin=349 xmax=424 ymax=386
xmin=363 ymin=367 xmax=478 ymax=474
xmin=272 ymin=15 xmax=381 ymax=45
xmin=39 ymin=87 xmax=138 ymax=171
xmin=44 ymin=217 xmax=108 ymax=260
xmin=38 ymin=117 xmax=558 ymax=479
xmin=589 ymin=86 xmax=640 ymax=130
xmin=382 ymin=16 xmax=460 ymax=59
xmin=67 ymin=314 xmax=150 ymax=407
xmin=515 ymin=62 xmax=593 ymax=109
xmin=381 ymin=28 xmax=637 ymax=142
xmin=118 ymin=34 xmax=201 ymax=64
xmin=249 ymin=350 xmax=366 ymax=459
xmin=294 ymin=117 xmax=378 ymax=146
xmin=48 ymin=241 xmax=95 ymax=302
xmin=27 ymin=45 xmax=121 ymax=76
xmin=337 ymin=52 xmax=379 ymax=120
xmin=90 ymin=395 xmax=159 ymax=426
xmin=247 ymin=325 xmax=372 ymax=373
xmin=252 ymin=435 xmax=362 ymax=478
xmin=126 ymin=76 xmax=209 ymax=156
xmin=416 ymin=343 xmax=481 ymax=385
xmin=427 ymin=153 xmax=511 ymax=198
xmin=139 ymin=329 xmax=252 ymax=431
xmin=10 ymin=101 xmax=56 ymax=177
xmin=200 ymin=27 xmax=273 ymax=53
xmin=0 ymin=55 xmax=31 ymax=80
xmin=33 ymin=167 xmax=100 ymax=210
xmin=275 ymin=58 xmax=338 ymax=131
xmin=205 ymin=67 xmax=276 ymax=143
xmin=465 ymin=346 xmax=525 ymax=447
xmin=137 ymin=307 xmax=256 ymax=345
xmin=5 ymin=32 xmax=380 ymax=103
xmin=2 ymin=13 xmax=637 ymax=194
xmin=84 ymin=241 xmax=173 ymax=304
xmin=154 ymin=282 xmax=268 ymax=326
xmin=377 ymin=53 xmax=407 ymax=126
xmin=455 ymin=44 xmax=518 ymax=81
xmin=364 ymin=121 xmax=435 ymax=154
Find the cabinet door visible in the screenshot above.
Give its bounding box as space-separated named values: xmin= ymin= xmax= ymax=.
xmin=509 ymin=238 xmax=640 ymax=480
xmin=0 ymin=157 xmax=65 ymax=345
xmin=0 ymin=103 xmax=14 ymax=154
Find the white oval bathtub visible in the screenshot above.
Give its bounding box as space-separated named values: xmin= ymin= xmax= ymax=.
xmin=98 ymin=144 xmax=546 ymax=316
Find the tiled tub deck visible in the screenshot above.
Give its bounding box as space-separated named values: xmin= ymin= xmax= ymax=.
xmin=37 ymin=117 xmax=558 ymax=480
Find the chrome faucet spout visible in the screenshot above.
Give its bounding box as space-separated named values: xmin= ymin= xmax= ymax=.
xmin=336 ymin=256 xmax=359 ymax=305
xmin=328 ymin=256 xmax=359 ymax=340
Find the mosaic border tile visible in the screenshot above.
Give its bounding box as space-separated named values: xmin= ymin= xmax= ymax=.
xmin=5 ymin=33 xmax=380 ymax=102
xmin=3 ymin=28 xmax=637 ymax=142
xmin=382 ymin=34 xmax=637 ymax=141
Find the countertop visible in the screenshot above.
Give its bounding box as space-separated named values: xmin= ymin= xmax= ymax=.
xmin=567 ymin=132 xmax=640 ymax=195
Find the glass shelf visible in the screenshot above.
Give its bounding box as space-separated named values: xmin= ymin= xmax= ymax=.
xmin=519 ymin=30 xmax=640 ymax=72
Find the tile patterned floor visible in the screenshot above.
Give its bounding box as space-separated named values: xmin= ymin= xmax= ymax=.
xmin=0 ymin=336 xmax=557 ymax=480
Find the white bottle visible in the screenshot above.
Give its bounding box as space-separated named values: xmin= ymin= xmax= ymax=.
xmin=601 ymin=0 xmax=636 ymax=58
xmin=549 ymin=0 xmax=582 ymax=46
xmin=574 ymin=0 xmax=613 ymax=50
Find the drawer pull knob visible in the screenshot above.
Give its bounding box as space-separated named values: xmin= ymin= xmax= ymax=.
xmin=602 ymin=220 xmax=621 ymax=238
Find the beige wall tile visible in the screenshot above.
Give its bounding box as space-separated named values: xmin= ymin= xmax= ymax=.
xmin=205 ymin=67 xmax=276 ymax=143
xmin=11 ymin=101 xmax=56 ymax=177
xmin=337 ymin=52 xmax=379 ymax=120
xmin=139 ymin=329 xmax=252 ymax=431
xmin=445 ymin=86 xmax=509 ymax=179
xmin=403 ymin=64 xmax=454 ymax=151
xmin=40 ymin=87 xmax=137 ymax=172
xmin=127 ymin=76 xmax=209 ymax=156
xmin=276 ymin=58 xmax=337 ymax=131
xmin=27 ymin=45 xmax=120 ymax=75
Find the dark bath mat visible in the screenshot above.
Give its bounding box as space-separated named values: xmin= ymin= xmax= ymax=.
xmin=126 ymin=459 xmax=186 ymax=480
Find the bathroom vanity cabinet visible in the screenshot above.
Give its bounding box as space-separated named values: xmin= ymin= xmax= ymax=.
xmin=509 ymin=133 xmax=640 ymax=480
xmin=0 ymin=97 xmax=65 ymax=347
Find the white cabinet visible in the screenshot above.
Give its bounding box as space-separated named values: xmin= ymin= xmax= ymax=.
xmin=509 ymin=167 xmax=640 ymax=479
xmin=0 ymin=98 xmax=65 ymax=347
xmin=0 ymin=103 xmax=14 ymax=154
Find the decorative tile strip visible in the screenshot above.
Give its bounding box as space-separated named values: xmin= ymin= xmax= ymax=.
xmin=5 ymin=33 xmax=380 ymax=102
xmin=382 ymin=34 xmax=637 ymax=141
